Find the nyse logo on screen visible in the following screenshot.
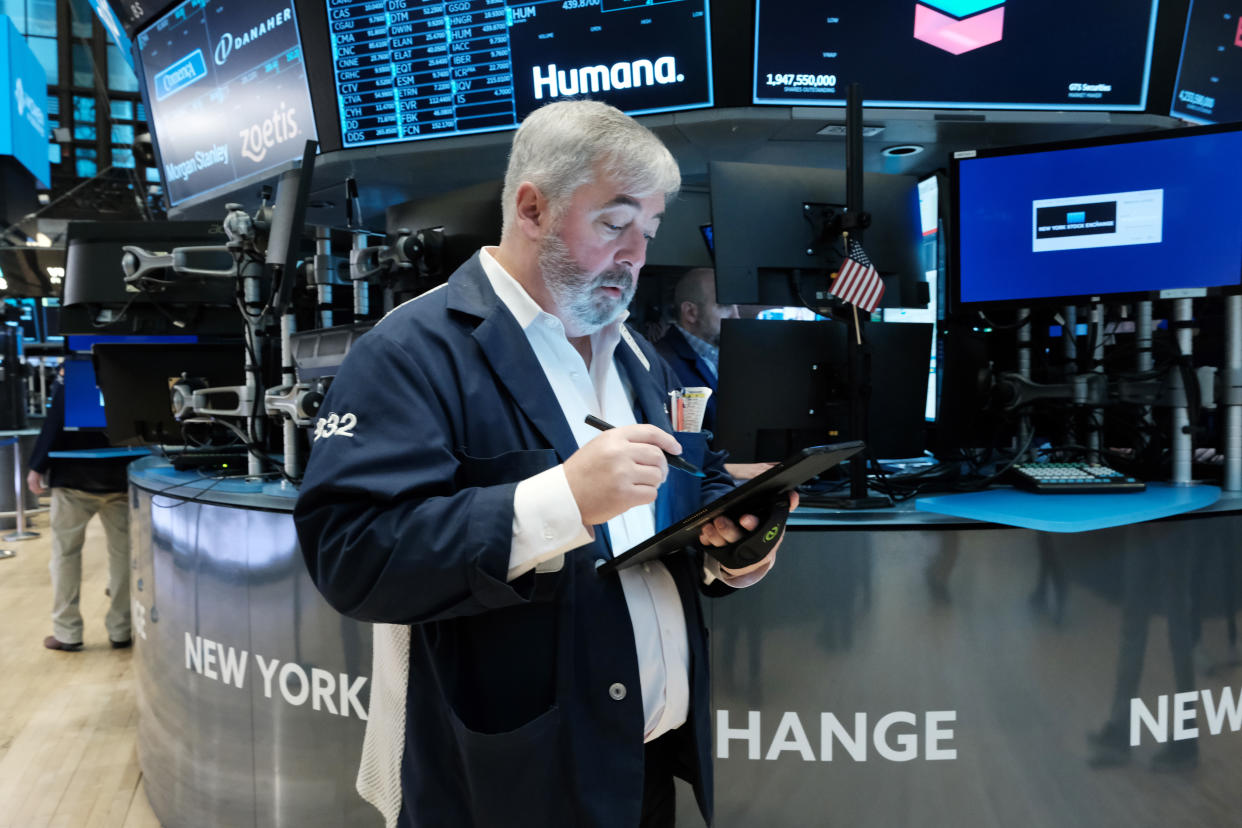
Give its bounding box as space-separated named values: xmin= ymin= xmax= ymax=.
xmin=239 ymin=100 xmax=300 ymax=163
xmin=532 ymin=56 xmax=684 ymax=100
xmin=214 ymin=6 xmax=294 ymax=66
xmin=13 ymin=78 xmax=44 ymax=134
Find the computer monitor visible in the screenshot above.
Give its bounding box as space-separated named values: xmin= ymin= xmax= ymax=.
xmin=951 ymin=122 xmax=1242 ymax=309
xmin=328 ymin=0 xmax=713 ymax=149
xmin=881 ymin=172 xmax=942 ymax=421
xmin=753 ymin=0 xmax=1158 ymax=111
xmin=62 ymin=356 xmax=108 ymax=430
xmin=60 ymin=220 xmax=243 ymax=336
xmin=134 ymin=0 xmax=319 ymax=206
xmin=709 ymin=160 xmax=923 ymax=308
xmin=714 ymin=319 xmax=933 ymax=462
xmin=91 ymin=342 xmax=245 ymax=445
xmin=8 ymin=298 xmax=41 ymax=342
xmin=1170 ymin=0 xmax=1242 ymax=124
xmin=41 ymin=298 xmax=61 ymax=342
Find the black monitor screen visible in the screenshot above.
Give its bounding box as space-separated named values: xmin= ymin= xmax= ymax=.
xmin=92 ymin=343 xmax=245 ymax=445
xmin=136 ymin=0 xmax=318 ymax=206
xmin=1170 ymin=0 xmax=1242 ymax=124
xmin=952 ymin=123 xmax=1242 ymax=308
xmin=708 ymin=161 xmax=922 ymax=308
xmin=332 ymin=0 xmax=712 ymax=149
xmin=60 ymin=220 xmax=243 ymax=336
xmin=753 ymin=0 xmax=1158 ymax=110
xmin=715 ymin=319 xmax=933 ymax=462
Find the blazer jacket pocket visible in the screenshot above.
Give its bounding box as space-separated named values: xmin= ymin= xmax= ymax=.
xmin=447 ymin=705 xmax=574 ymax=827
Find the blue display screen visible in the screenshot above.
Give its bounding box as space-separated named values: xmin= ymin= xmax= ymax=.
xmin=954 ymin=127 xmax=1242 ymax=305
xmin=63 ymin=358 xmax=108 ymax=430
xmin=0 ymin=17 xmax=50 ymax=186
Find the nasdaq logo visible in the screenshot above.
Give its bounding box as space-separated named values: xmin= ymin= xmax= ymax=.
xmin=154 ymin=49 xmax=207 ymax=101
xmin=215 ymin=7 xmax=294 ymax=66
xmin=532 ymin=57 xmax=684 ymax=100
xmin=13 ymin=78 xmax=44 ymax=134
xmin=913 ymin=0 xmax=1004 ymax=55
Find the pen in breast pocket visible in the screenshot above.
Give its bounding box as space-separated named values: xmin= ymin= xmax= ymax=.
xmin=584 ymin=414 xmax=704 ymax=478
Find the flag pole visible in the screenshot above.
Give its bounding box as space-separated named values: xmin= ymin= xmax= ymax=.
xmin=843 ymin=231 xmax=861 ymax=345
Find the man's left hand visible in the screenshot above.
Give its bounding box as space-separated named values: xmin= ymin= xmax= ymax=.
xmin=697 ymin=490 xmax=799 ymax=575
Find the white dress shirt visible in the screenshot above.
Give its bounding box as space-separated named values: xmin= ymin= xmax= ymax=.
xmin=480 ymin=248 xmax=700 ymax=742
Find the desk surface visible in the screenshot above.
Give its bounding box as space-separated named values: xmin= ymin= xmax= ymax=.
xmin=915 ymin=482 xmax=1222 ymax=532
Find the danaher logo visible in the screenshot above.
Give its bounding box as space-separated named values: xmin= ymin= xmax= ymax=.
xmin=532 ymin=56 xmax=684 ymax=100
xmin=214 ymin=7 xmax=294 ymax=66
xmin=14 ymin=78 xmax=45 ymax=134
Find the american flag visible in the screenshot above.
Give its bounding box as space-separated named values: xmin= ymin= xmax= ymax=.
xmin=830 ymin=238 xmax=885 ymax=312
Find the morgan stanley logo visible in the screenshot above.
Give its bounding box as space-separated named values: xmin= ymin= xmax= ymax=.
xmin=913 ymin=0 xmax=1005 ymax=55
xmin=532 ymin=56 xmax=684 ymax=100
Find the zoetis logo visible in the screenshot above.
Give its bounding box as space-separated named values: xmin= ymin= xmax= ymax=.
xmin=532 ymin=57 xmax=684 ymax=101
xmin=14 ymin=78 xmax=44 ymax=134
xmin=214 ymin=6 xmax=294 ymax=66
xmin=239 ymin=101 xmax=299 ymax=163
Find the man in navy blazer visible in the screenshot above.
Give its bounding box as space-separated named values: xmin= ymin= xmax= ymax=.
xmin=295 ymin=101 xmax=795 ymax=828
xmin=655 ymin=268 xmax=738 ymax=438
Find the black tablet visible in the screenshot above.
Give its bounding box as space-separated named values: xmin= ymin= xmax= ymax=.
xmin=597 ymin=441 xmax=865 ymax=575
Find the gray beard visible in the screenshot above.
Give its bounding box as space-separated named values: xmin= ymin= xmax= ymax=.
xmin=538 ymin=233 xmax=636 ymax=337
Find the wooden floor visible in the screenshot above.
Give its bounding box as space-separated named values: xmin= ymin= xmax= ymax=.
xmin=0 ymin=506 xmax=162 ymax=828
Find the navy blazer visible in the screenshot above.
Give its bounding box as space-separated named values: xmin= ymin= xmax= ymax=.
xmin=295 ymin=254 xmax=737 ymax=828
xmin=655 ymin=325 xmax=719 ymax=437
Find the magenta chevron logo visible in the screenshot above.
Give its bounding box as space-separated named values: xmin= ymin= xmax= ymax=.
xmin=914 ymin=0 xmax=1005 ymax=55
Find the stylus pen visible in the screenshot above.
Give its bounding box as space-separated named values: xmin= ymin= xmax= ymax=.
xmin=584 ymin=414 xmax=705 ymax=478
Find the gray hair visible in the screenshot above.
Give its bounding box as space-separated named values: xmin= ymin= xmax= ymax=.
xmin=501 ymin=100 xmax=681 ymax=235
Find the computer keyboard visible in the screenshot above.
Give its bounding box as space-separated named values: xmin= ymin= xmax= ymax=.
xmin=1011 ymin=462 xmax=1146 ymax=494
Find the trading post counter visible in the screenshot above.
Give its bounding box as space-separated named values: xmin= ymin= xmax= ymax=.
xmin=128 ymin=456 xmax=1242 ymax=827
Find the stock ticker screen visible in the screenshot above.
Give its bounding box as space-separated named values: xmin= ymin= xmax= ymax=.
xmin=753 ymin=0 xmax=1158 ymax=110
xmin=1171 ymin=0 xmax=1242 ymax=124
xmin=329 ymin=0 xmax=712 ymax=148
xmin=137 ymin=0 xmax=318 ymax=206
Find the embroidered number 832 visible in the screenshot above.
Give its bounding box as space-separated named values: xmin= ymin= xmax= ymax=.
xmin=314 ymin=412 xmax=357 ymax=441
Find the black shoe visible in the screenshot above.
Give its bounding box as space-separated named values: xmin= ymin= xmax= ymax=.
xmin=110 ymin=637 xmax=133 ymax=649
xmin=44 ymin=635 xmax=83 ymax=652
xmin=1151 ymin=741 xmax=1198 ymax=772
xmin=1087 ymin=723 xmax=1130 ymax=767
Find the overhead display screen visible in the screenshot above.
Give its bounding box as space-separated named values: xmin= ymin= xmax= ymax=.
xmin=1171 ymin=0 xmax=1242 ymax=123
xmin=137 ymin=0 xmax=318 ymax=206
xmin=330 ymin=0 xmax=712 ymax=148
xmin=753 ymin=0 xmax=1159 ymax=110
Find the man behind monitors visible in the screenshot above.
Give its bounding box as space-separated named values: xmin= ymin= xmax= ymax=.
xmin=655 ymin=267 xmax=737 ymax=437
xmin=295 ymin=100 xmax=795 ymax=828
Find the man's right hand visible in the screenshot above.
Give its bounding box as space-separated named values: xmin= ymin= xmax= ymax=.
xmin=26 ymin=469 xmax=45 ymax=496
xmin=564 ymin=424 xmax=682 ymax=526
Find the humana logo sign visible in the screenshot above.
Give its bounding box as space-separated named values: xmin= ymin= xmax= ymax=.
xmin=532 ymin=57 xmax=684 ymax=100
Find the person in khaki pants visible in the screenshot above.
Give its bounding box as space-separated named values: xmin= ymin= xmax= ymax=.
xmin=27 ymin=374 xmax=133 ymax=652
